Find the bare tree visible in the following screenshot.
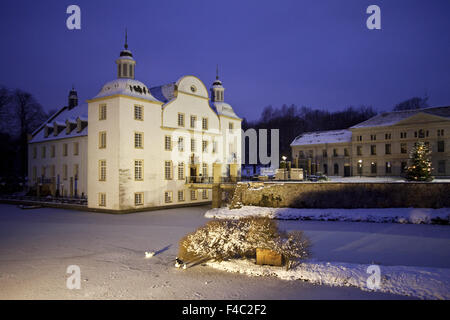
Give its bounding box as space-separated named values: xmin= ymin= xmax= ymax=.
xmin=0 ymin=86 xmax=12 ymax=133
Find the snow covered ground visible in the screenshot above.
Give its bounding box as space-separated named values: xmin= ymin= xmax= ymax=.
xmin=205 ymin=206 xmax=450 ymax=224
xmin=207 ymin=259 xmax=450 ymax=300
xmin=0 ymin=204 xmax=449 ymax=299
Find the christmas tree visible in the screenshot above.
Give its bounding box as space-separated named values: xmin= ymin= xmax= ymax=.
xmin=405 ymin=141 xmax=433 ymax=181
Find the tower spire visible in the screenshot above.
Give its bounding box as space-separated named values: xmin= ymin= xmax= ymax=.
xmin=216 ymin=64 xmax=219 ymax=80
xmin=124 ymin=28 xmax=128 ymax=50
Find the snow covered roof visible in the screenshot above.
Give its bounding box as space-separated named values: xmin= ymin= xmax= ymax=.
xmin=149 ymin=83 xmax=177 ymax=104
xmin=290 ymin=129 xmax=352 ymax=146
xmin=350 ymin=106 xmax=450 ymax=129
xmin=210 ymin=101 xmax=241 ymax=120
xmin=93 ymin=78 xmax=161 ymax=103
xmin=30 ymin=104 xmax=88 ymax=143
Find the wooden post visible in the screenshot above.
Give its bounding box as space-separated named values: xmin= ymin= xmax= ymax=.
xmin=212 ymin=184 xmax=222 ymax=208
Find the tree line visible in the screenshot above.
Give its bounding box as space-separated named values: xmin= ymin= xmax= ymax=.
xmin=0 ymin=86 xmax=54 ymax=183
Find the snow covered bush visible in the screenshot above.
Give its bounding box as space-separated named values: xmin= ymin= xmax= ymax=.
xmin=178 ymin=217 xmax=310 ymax=264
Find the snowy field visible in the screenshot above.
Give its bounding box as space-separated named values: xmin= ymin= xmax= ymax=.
xmin=0 ymin=204 xmax=449 ymax=299
xmin=205 ymin=206 xmax=450 ymax=224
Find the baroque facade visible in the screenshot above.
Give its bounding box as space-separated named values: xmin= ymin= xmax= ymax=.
xmin=290 ymin=107 xmax=450 ymax=177
xmin=28 ymin=38 xmax=242 ymax=211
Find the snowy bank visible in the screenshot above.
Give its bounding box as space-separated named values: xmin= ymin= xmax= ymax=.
xmin=206 ymin=259 xmax=450 ymax=300
xmin=205 ymin=206 xmax=450 ymax=224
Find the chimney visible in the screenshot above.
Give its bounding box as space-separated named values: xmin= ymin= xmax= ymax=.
xmin=68 ymin=87 xmax=78 ymax=109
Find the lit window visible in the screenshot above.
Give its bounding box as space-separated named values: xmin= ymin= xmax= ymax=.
xmin=99 ymin=132 xmax=107 ymax=149
xmin=165 ymin=136 xmax=172 ymax=151
xmin=178 ymin=162 xmax=184 ymax=180
xmin=202 ymin=118 xmax=208 ymax=130
xmin=135 ymin=160 xmax=143 ymax=181
xmin=99 ymin=193 xmax=106 ymax=207
xmin=178 ymin=113 xmax=185 ymax=127
xmin=202 ymin=163 xmax=208 ymax=177
xmin=99 ymin=160 xmax=106 ymax=181
xmin=190 ymin=190 xmax=197 ymax=200
xmin=134 ymin=105 xmax=143 ymax=120
xmin=190 ymin=115 xmax=196 ymax=128
xmin=202 ymin=189 xmax=208 ymax=200
xmin=99 ymin=104 xmax=107 ymax=120
xmin=178 ymin=190 xmax=185 ymax=202
xmin=191 ymin=139 xmax=196 ymax=152
xmin=164 ymin=191 xmax=173 ymax=203
xmin=135 ymin=192 xmax=144 ymax=206
xmin=135 ymin=132 xmax=143 ymax=148
xmin=202 ymin=140 xmax=208 ymax=152
xmin=164 ymin=161 xmax=172 ymax=180
xmin=178 ymin=137 xmax=184 ymax=152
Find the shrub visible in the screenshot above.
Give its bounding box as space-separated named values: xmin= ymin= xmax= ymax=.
xmin=178 ymin=217 xmax=310 ymax=264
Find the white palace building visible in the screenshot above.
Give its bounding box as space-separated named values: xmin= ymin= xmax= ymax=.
xmin=28 ymin=38 xmax=242 ymax=211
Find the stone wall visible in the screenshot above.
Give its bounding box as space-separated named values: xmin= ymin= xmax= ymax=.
xmin=235 ymin=182 xmax=450 ymax=208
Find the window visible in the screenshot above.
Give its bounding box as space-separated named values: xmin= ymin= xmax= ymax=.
xmin=32 ymin=167 xmax=37 ymax=181
xmin=401 ymin=143 xmax=407 ymax=154
xmin=438 ymin=160 xmax=446 ymax=174
xmin=333 ymin=149 xmax=338 ymax=157
xmin=370 ymin=134 xmax=376 ymax=141
xmin=74 ymin=164 xmax=79 ymax=179
xmin=212 ymin=140 xmax=217 ymax=153
xmin=400 ymin=132 xmax=407 ymax=139
xmin=99 ymin=193 xmax=106 ymax=207
xmin=63 ymin=144 xmax=68 ymax=156
xmin=51 ymin=165 xmax=55 ymax=177
xmin=135 ymin=192 xmax=144 ymax=206
xmin=134 ymin=105 xmax=143 ymax=120
xmin=229 ymin=122 xmax=234 ymax=132
xmin=51 ymin=145 xmax=55 ymax=158
xmin=333 ymin=163 xmax=339 ymax=175
xmin=63 ymin=164 xmax=68 ymax=180
xmin=385 ymin=144 xmax=391 ymax=155
xmin=323 ymin=164 xmax=328 ymax=175
xmin=33 ymin=147 xmax=37 ymax=159
xmin=202 ymin=140 xmax=208 ymax=152
xmin=371 ymin=162 xmax=377 ymax=174
xmin=178 ymin=162 xmax=185 ymax=180
xmin=202 ymin=117 xmax=208 ymax=130
xmin=99 ymin=104 xmax=107 ymax=120
xmin=178 ymin=190 xmax=185 ymax=202
xmin=191 ymin=139 xmax=196 ymax=152
xmin=135 ymin=160 xmax=143 ymax=181
xmin=322 ymin=150 xmax=327 ymax=157
xmin=202 ymin=163 xmax=208 ymax=177
xmin=344 ymin=148 xmax=349 ymax=157
xmin=385 ymin=133 xmax=391 ymax=140
xmin=401 ymin=161 xmax=407 ymax=173
xmin=190 ymin=115 xmax=197 ymax=128
xmin=164 ymin=191 xmax=173 ymax=203
xmin=41 ymin=146 xmax=46 ymax=158
xmin=357 ymin=135 xmax=363 ymax=142
xmin=41 ymin=166 xmax=46 ymax=178
xmin=190 ymin=190 xmax=197 ymax=200
xmin=178 ymin=137 xmax=184 ymax=152
xmin=99 ymin=160 xmax=106 ymax=181
xmin=178 ymin=113 xmax=185 ymax=127
xmin=385 ymin=162 xmax=392 ymax=174
xmin=165 ymin=136 xmax=172 ymax=151
xmin=357 ymin=146 xmax=362 ymax=156
xmin=437 ymin=129 xmax=444 ymax=137
xmin=73 ymin=142 xmax=79 ymax=155
xmin=135 ymin=132 xmax=143 ymax=149
xmin=202 ymin=189 xmax=208 ymax=200
xmin=99 ymin=132 xmax=106 ymax=149
xmin=370 ymin=145 xmax=376 ymax=155
xmin=164 ymin=161 xmax=172 ymax=180
xmin=438 ymin=141 xmax=445 ymax=152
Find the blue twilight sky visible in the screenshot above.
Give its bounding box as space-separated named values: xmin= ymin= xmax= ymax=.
xmin=0 ymin=0 xmax=449 ymax=121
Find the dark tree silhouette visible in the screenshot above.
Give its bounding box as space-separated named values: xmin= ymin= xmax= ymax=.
xmin=393 ymin=95 xmax=429 ymax=111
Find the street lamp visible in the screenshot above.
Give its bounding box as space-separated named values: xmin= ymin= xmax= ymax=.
xmin=358 ymin=159 xmax=362 ymax=178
